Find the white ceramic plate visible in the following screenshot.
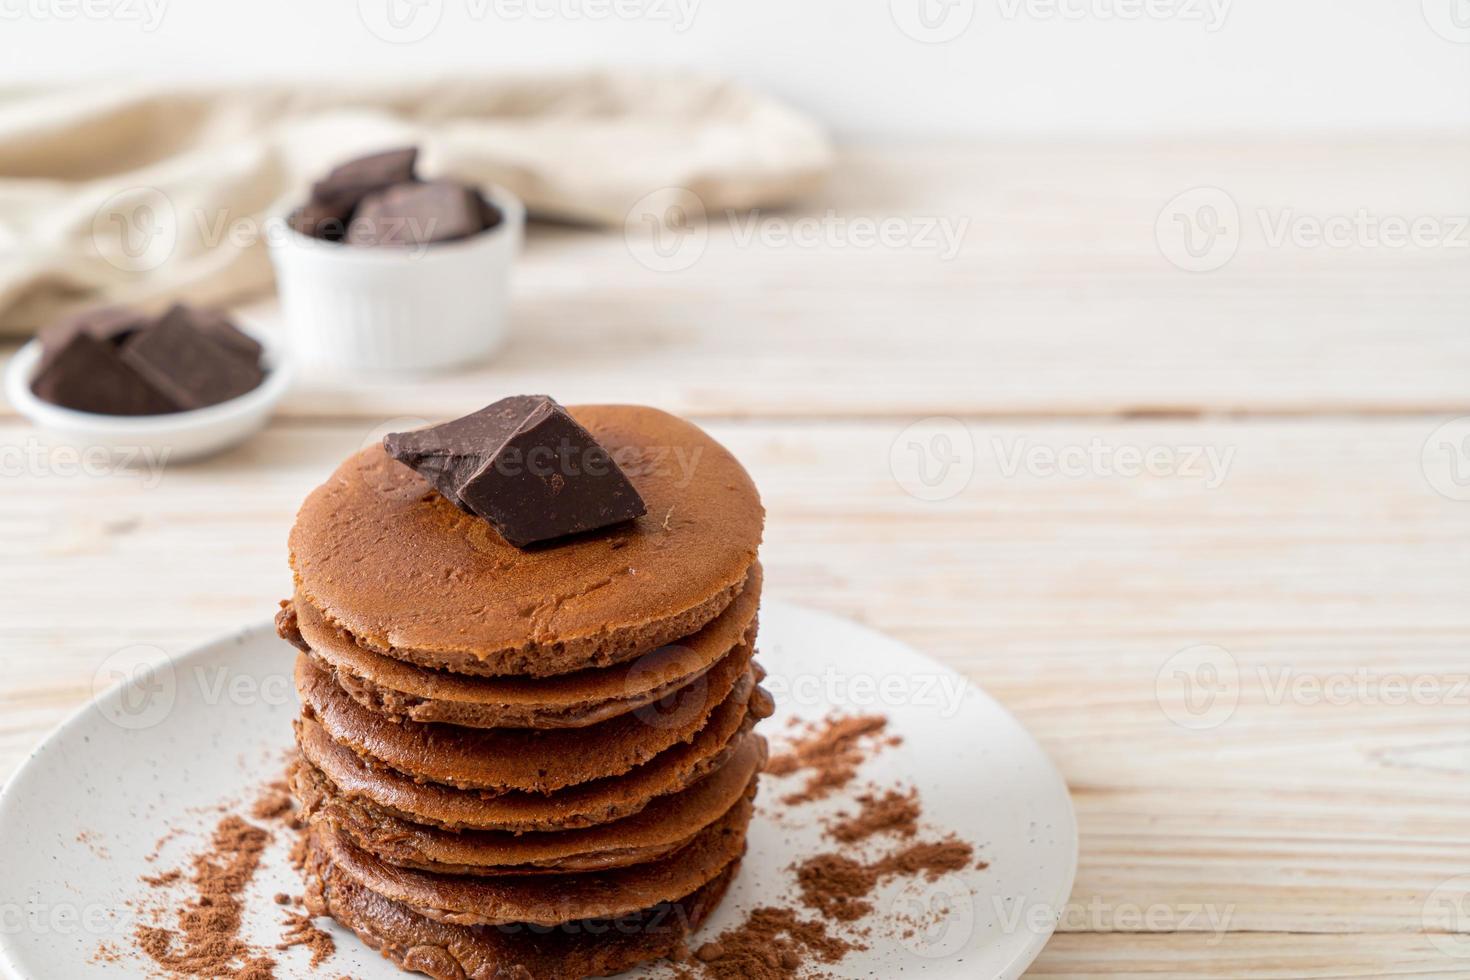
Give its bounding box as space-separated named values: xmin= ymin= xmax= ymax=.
xmin=0 ymin=602 xmax=1076 ymax=980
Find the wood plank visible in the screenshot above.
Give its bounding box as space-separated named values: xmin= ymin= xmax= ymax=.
xmin=4 ymin=141 xmax=1469 ymax=420
xmin=1029 ymin=934 xmax=1470 ymax=978
xmin=1 ymin=417 xmax=1465 ymax=946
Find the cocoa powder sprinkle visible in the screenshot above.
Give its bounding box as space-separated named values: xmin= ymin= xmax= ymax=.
xmin=795 ymin=836 xmax=977 ymax=923
xmin=277 ymin=910 xmax=336 ymax=967
xmin=765 ymin=714 xmax=897 ymax=805
xmin=826 ymin=787 xmax=921 ymax=843
xmin=685 ymin=906 xmax=855 ymax=979
xmin=134 ymin=815 xmax=276 ymax=979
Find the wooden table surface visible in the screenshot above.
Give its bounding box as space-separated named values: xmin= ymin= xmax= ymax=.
xmin=3 ymin=141 xmax=1468 ymax=978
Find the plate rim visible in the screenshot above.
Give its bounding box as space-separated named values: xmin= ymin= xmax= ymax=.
xmin=0 ymin=602 xmax=1078 ymax=980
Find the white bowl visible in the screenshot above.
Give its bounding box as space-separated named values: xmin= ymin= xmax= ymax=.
xmin=267 ymin=185 xmax=525 ymax=374
xmin=4 ymin=334 xmax=293 ymax=463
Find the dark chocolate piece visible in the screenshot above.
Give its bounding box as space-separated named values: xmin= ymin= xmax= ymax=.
xmin=156 ymin=303 xmax=264 ymax=364
xmin=120 ymin=316 xmax=265 ymax=411
xmin=31 ymin=333 xmax=180 ymax=416
xmin=293 ymin=147 xmax=419 ymax=240
xmin=290 ymin=200 xmax=353 ymax=241
xmin=474 ymin=188 xmax=505 ymax=234
xmin=311 ymin=146 xmax=419 ymax=213
xmin=346 ymin=181 xmax=485 ymax=247
xmin=36 ymin=305 xmax=152 ymax=376
xmin=385 ymin=396 xmax=648 ymax=548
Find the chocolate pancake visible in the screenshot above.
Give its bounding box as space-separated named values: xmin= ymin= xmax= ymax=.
xmin=282 ymin=565 xmax=762 ymax=730
xmin=293 ymin=679 xmax=770 ymax=833
xmin=293 ymin=735 xmax=766 ymax=875
xmin=289 ymin=406 xmax=765 ymax=677
xmin=314 ymin=791 xmax=753 ymax=927
xmin=295 ymin=643 xmax=754 ymax=793
xmin=306 ymin=838 xmax=738 ymax=980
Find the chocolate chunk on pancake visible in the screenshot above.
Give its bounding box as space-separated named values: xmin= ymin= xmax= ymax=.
xmin=294 ymin=642 xmax=755 ymax=792
xmin=293 ymin=735 xmax=765 ymax=875
xmin=314 ymin=791 xmax=753 ymax=926
xmin=305 ymin=835 xmax=738 ymax=980
xmin=281 ymin=565 xmax=761 ymax=730
xmin=289 ymin=406 xmax=764 ymax=677
xmin=293 ymin=687 xmax=769 ymax=833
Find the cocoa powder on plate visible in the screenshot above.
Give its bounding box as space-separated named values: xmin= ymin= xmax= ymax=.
xmin=134 ymin=815 xmax=276 ymax=979
xmin=764 ymin=714 xmax=901 ymax=805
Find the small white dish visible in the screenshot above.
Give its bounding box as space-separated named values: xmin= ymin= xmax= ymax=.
xmin=0 ymin=602 xmax=1077 ymax=980
xmin=267 ymin=185 xmax=525 ymax=375
xmin=4 ymin=334 xmax=293 ymax=463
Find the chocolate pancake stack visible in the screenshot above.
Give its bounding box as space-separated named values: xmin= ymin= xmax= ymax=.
xmin=278 ymin=402 xmax=769 ymax=979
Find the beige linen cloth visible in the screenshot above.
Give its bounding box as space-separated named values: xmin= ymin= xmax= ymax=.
xmin=0 ymin=72 xmax=831 ymax=335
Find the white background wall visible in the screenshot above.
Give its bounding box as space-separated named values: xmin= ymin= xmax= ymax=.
xmin=2 ymin=0 xmax=1468 ymax=137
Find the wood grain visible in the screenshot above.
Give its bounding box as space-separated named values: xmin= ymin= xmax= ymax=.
xmin=5 ymin=141 xmax=1469 ymax=421
xmin=2 ymin=142 xmax=1467 ymax=976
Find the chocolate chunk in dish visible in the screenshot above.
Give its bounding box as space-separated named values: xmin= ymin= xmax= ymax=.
xmin=346 ymin=181 xmax=487 ymax=247
xmin=312 ymin=146 xmax=419 ymax=212
xmin=35 ymin=305 xmax=152 ymax=376
xmin=120 ymin=314 xmax=265 ymax=411
xmin=290 ymin=146 xmax=502 ymax=247
xmin=31 ymin=332 xmax=181 ymax=416
xmin=292 ymin=146 xmax=419 ymax=240
xmin=290 ymin=199 xmax=354 ymax=241
xmin=156 ymin=303 xmax=264 ymax=364
xmin=384 ymin=395 xmax=648 ymax=547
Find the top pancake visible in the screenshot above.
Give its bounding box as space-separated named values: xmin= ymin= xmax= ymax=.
xmin=289 ymin=405 xmax=764 ymax=677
